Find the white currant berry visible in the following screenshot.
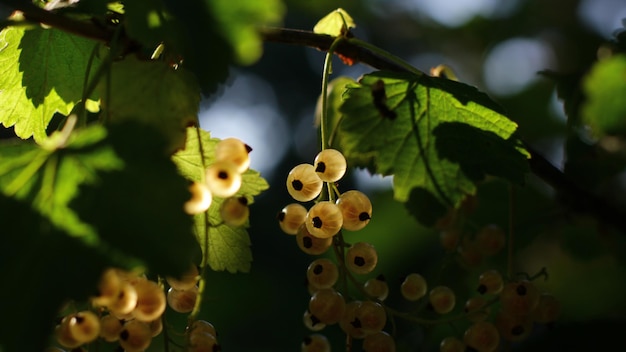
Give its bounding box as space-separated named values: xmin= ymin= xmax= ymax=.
xmin=55 ymin=322 xmax=82 ymax=349
xmin=499 ymin=280 xmax=540 ymax=317
xmin=99 ymin=314 xmax=124 ymax=342
xmin=440 ymin=336 xmax=465 ymax=352
xmin=91 ymin=268 xmax=122 ymax=308
xmin=303 ymin=309 xmax=326 ymax=332
xmin=119 ymin=320 xmax=152 ymax=352
xmin=495 ymin=310 xmax=533 ymax=342
xmin=185 ymin=181 xmax=213 ymax=215
xmin=215 ymin=137 xmax=251 ymax=173
xmin=363 ymin=331 xmax=396 ymax=352
xmin=339 ymin=300 xmax=366 ymax=339
xmin=302 ymin=333 xmax=331 ymax=352
xmin=477 ymin=270 xmax=504 ymax=295
xmin=131 ymin=278 xmax=166 ymax=322
xmin=306 ymin=258 xmax=339 ymax=290
xmin=205 ymin=160 xmax=242 ymax=198
xmin=401 ymin=273 xmax=427 ymax=301
xmin=309 ymin=288 xmax=346 ymax=325
xmin=167 ymin=286 xmax=198 ymax=313
xmin=314 ymin=149 xmax=347 ymax=182
xmin=336 ymin=190 xmax=372 ymax=231
xmin=296 ymin=224 xmax=333 ymax=255
xmin=108 ymin=281 xmax=139 ymax=316
xmin=429 ymin=286 xmax=456 ymax=314
xmin=220 ymin=196 xmax=249 ymax=227
xmin=346 ymin=242 xmax=378 ymax=274
xmin=353 ymin=300 xmax=387 ymax=334
xmin=305 ymin=201 xmax=343 ymax=239
xmin=463 ymin=321 xmax=499 ymax=352
xmin=149 ymin=318 xmax=163 ymax=337
xmin=364 ymin=275 xmax=389 ymax=301
xmin=475 ymin=224 xmax=506 ymax=256
xmin=188 ymin=320 xmax=217 ymax=337
xmin=286 ymin=163 xmax=323 ymax=202
xmin=188 ymin=331 xmax=220 ymax=352
xmin=166 ymin=264 xmax=200 ymax=291
xmin=278 ymin=203 xmax=308 ymax=235
xmin=66 ymin=311 xmax=100 ymax=344
xmin=465 ymin=296 xmax=489 ymax=322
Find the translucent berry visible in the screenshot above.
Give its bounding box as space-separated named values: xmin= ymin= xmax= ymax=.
xmin=303 ymin=309 xmax=326 ymax=332
xmin=336 ymin=190 xmax=372 ymax=231
xmin=314 ymin=148 xmax=347 ymax=182
xmin=65 ymin=311 xmax=100 ymax=343
xmin=215 ymin=137 xmax=251 ymax=173
xmin=278 ymin=203 xmax=308 ymax=235
xmin=477 ymin=270 xmax=504 ymax=295
xmin=364 ymin=275 xmax=389 ymax=301
xmin=188 ymin=320 xmax=217 ymax=337
xmin=131 ymin=278 xmax=167 ymax=322
xmin=429 ymin=286 xmax=456 ymax=314
xmin=499 ymin=280 xmax=540 ymax=317
xmin=532 ymin=293 xmax=561 ymax=323
xmin=463 ymin=321 xmax=500 ymax=352
xmin=55 ymin=322 xmax=82 ymax=349
xmin=439 ymin=229 xmax=460 ymax=251
xmin=305 ymin=201 xmax=343 ymax=239
xmin=166 ymin=264 xmax=200 ymax=291
xmin=188 ymin=331 xmax=220 ymax=352
xmin=465 ymin=296 xmax=489 ymax=322
xmin=401 ymin=273 xmax=427 ymax=301
xmin=354 ymin=300 xmax=387 ymax=334
xmin=167 ymin=286 xmax=198 ymax=313
xmin=339 ymin=300 xmax=366 ymax=339
xmin=149 ymin=318 xmax=163 ymax=337
xmin=99 ymin=314 xmax=124 ymax=342
xmin=205 ymin=161 xmax=242 ymax=198
xmin=108 ymin=281 xmax=139 ymax=316
xmin=309 ymin=288 xmax=346 ymax=325
xmin=119 ymin=320 xmax=152 ymax=352
xmin=220 ymin=196 xmax=249 ymax=227
xmin=184 ymin=181 xmax=213 ymax=215
xmin=91 ymin=268 xmax=122 ymax=308
xmin=495 ymin=310 xmax=533 ymax=342
xmin=475 ymin=224 xmax=506 ymax=256
xmin=307 ymin=258 xmax=339 ymax=290
xmin=287 ymin=163 xmax=323 ymax=202
xmin=439 ymin=336 xmax=465 ymax=352
xmin=363 ymin=331 xmax=396 ymax=352
xmin=346 ymin=242 xmax=378 ymax=274
xmin=296 ymin=224 xmax=333 ymax=255
xmin=302 ymin=334 xmax=331 ymax=352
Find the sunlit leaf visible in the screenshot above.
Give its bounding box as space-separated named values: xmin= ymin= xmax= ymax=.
xmin=0 ymin=26 xmax=101 ymax=141
xmin=582 ymin=55 xmax=626 ymax=136
xmin=313 ymin=8 xmax=356 ymax=36
xmin=97 ymin=56 xmax=200 ymax=152
xmin=0 ymin=124 xmax=122 ymax=239
xmin=172 ymin=127 xmax=269 ymax=273
xmin=337 ymin=71 xmax=529 ymax=225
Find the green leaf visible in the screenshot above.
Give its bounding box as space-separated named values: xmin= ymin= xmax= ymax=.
xmin=337 ymin=71 xmax=529 ymax=225
xmin=0 ymin=124 xmax=122 ymax=239
xmin=313 ymin=8 xmax=356 ymax=36
xmin=70 ymin=121 xmax=201 ymax=276
xmin=98 ymin=56 xmax=200 ymax=152
xmin=172 ymin=127 xmax=269 ymax=273
xmin=0 ymin=194 xmax=112 ymax=352
xmin=582 ymin=55 xmax=626 ymax=136
xmin=0 ymin=26 xmax=100 ymax=141
xmin=207 ymin=0 xmax=285 ymax=65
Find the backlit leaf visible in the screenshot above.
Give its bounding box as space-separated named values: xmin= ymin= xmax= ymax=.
xmin=0 ymin=26 xmax=100 ymax=141
xmin=313 ymin=8 xmax=356 ymax=36
xmin=172 ymin=127 xmax=269 ymax=273
xmin=582 ymin=55 xmax=626 ymax=136
xmin=337 ymin=71 xmax=529 ymax=225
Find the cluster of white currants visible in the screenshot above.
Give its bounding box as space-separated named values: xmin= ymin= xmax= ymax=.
xmin=50 ymin=266 xmax=220 ymax=352
xmin=184 ymin=137 xmax=252 ymax=227
xmin=440 ymin=269 xmax=561 ymax=352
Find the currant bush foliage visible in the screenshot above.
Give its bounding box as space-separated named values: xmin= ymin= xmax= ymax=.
xmin=0 ymin=25 xmax=100 ymax=141
xmin=334 ymin=71 xmax=529 ymax=224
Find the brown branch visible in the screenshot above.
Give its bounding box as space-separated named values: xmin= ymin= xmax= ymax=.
xmin=4 ymin=3 xmax=626 ymax=233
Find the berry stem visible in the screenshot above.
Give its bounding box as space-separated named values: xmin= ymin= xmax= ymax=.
xmin=320 ymin=36 xmax=344 ymax=152
xmin=346 ymin=37 xmax=424 ymax=76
